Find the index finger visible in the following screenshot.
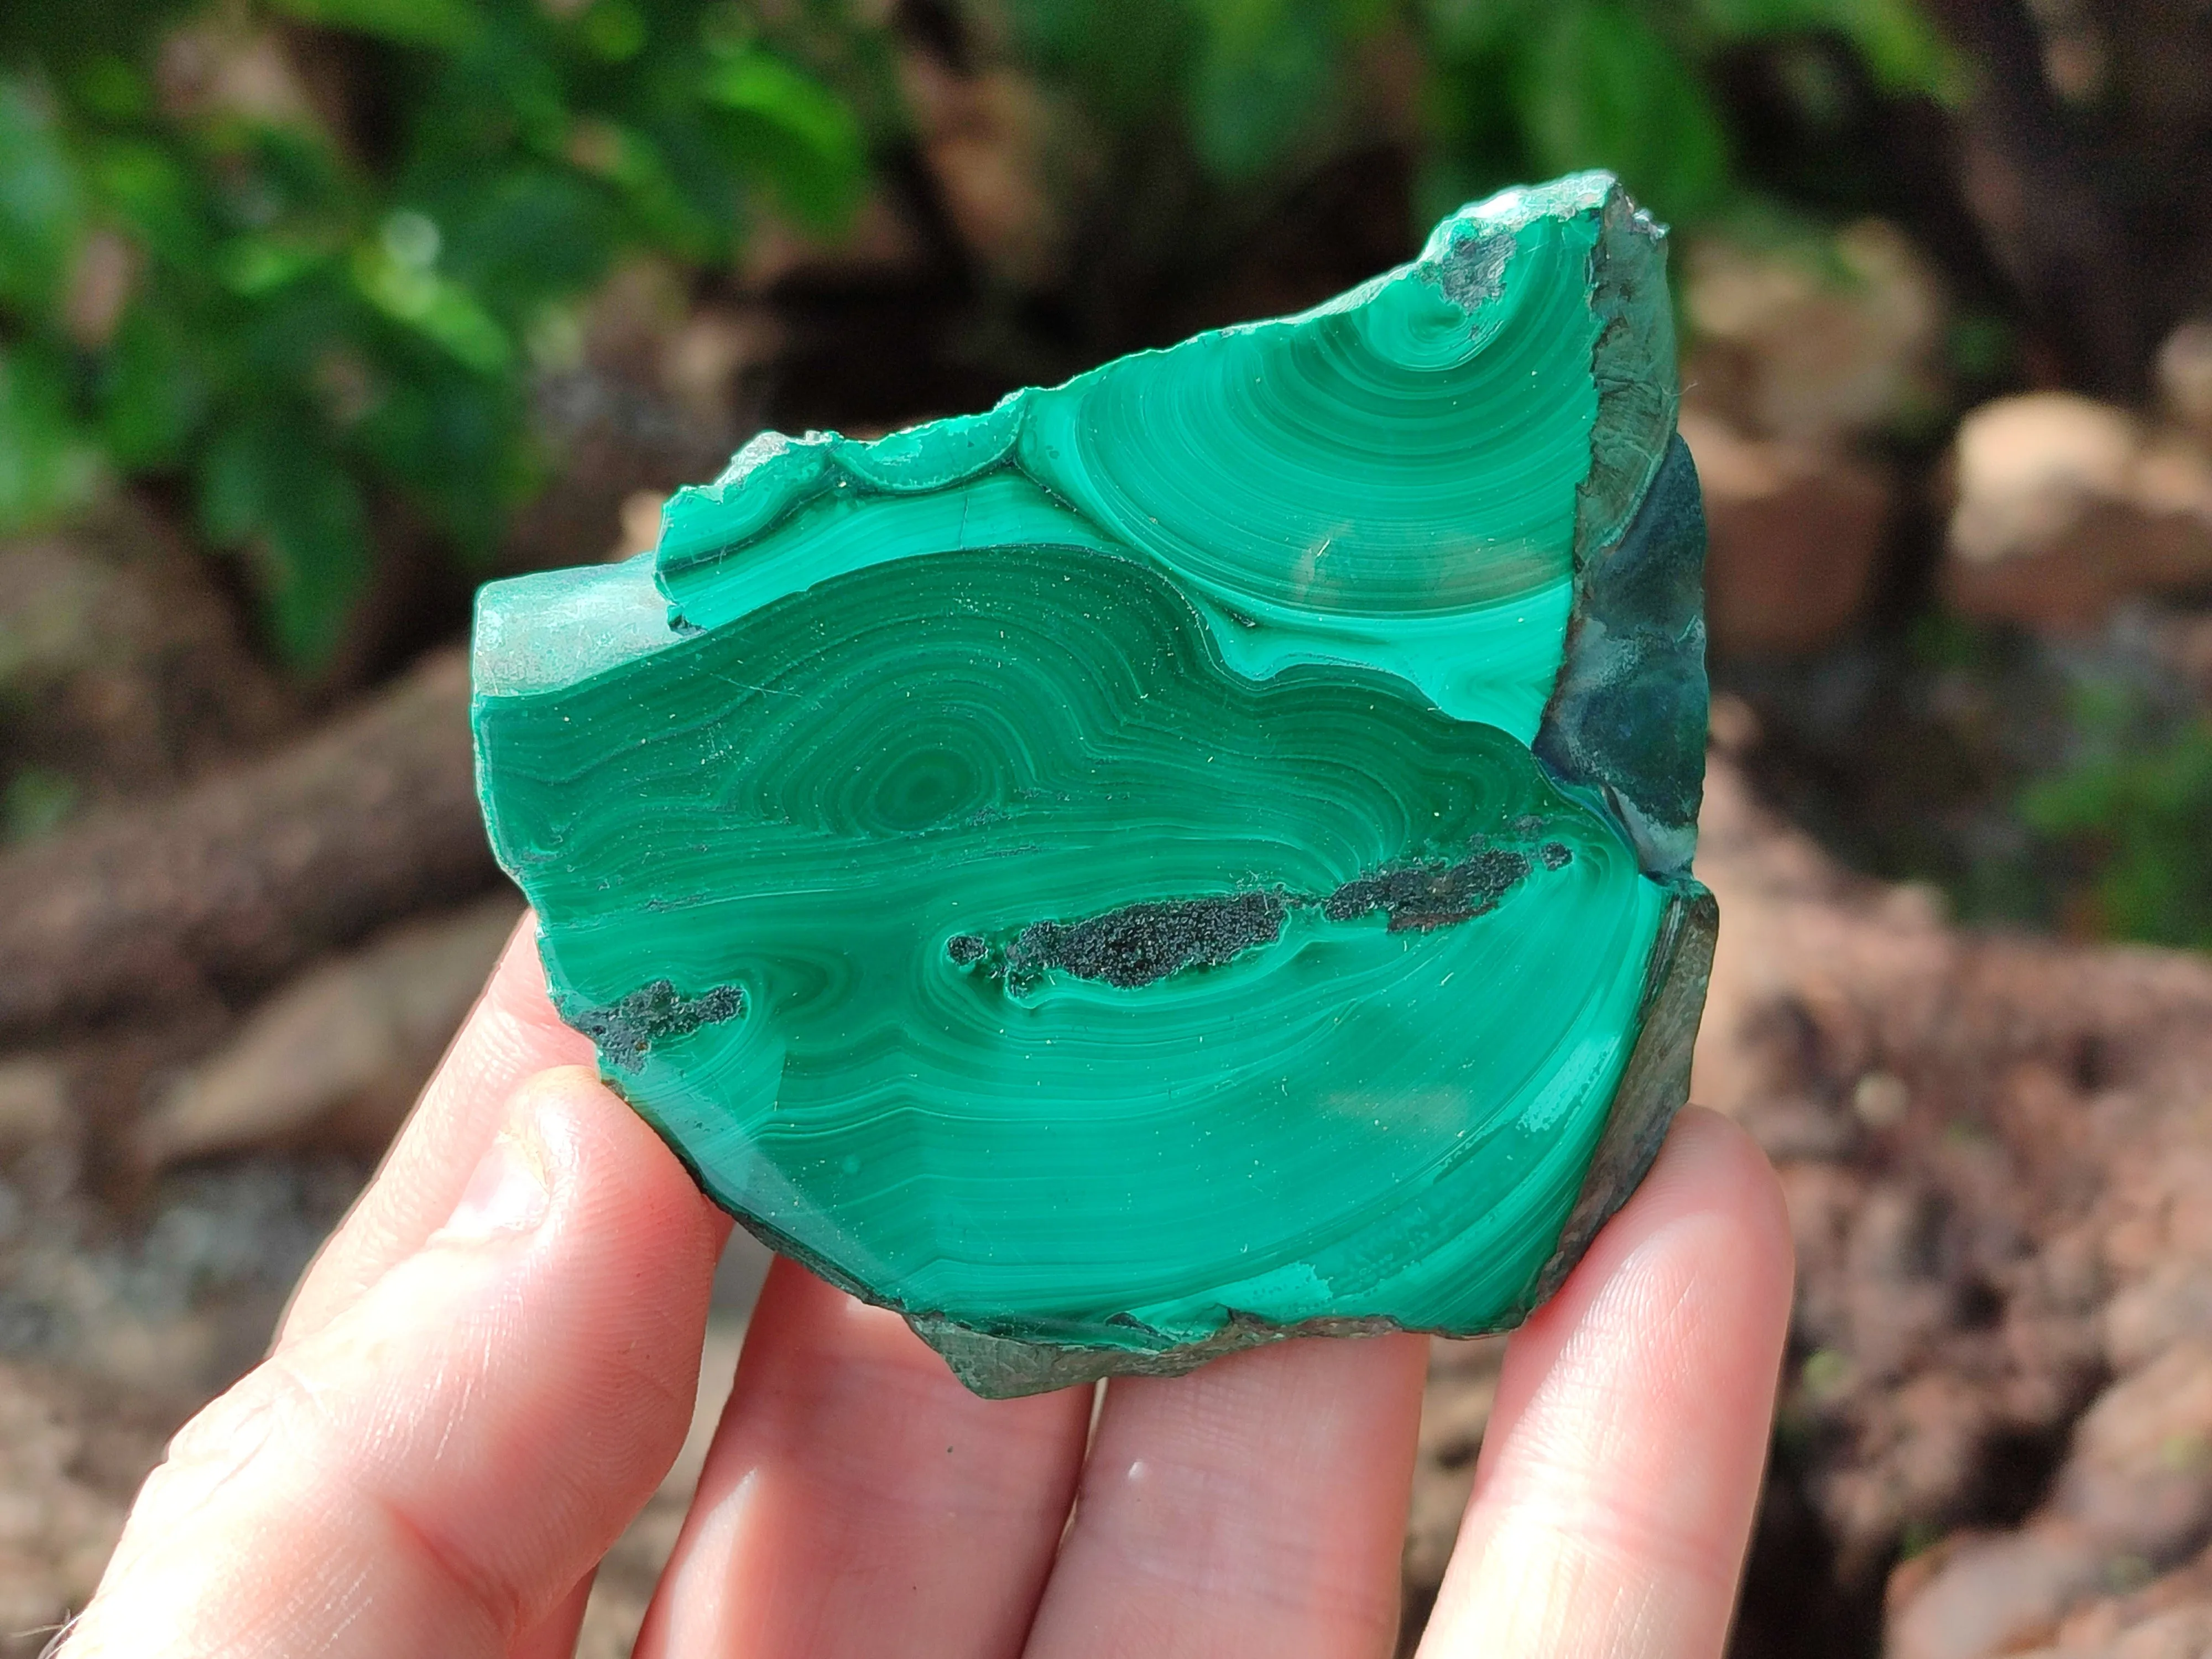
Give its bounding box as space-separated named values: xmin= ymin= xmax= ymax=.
xmin=277 ymin=912 xmax=602 ymax=1344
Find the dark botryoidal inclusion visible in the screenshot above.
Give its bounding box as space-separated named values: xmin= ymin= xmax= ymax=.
xmin=952 ymin=841 xmax=1574 ymax=993
xmin=1323 ymin=844 xmax=1568 ymax=930
xmin=954 ymin=891 xmax=1290 ymax=994
xmin=469 ymin=171 xmax=1715 ymax=1397
xmin=564 ymin=979 xmax=746 ymax=1072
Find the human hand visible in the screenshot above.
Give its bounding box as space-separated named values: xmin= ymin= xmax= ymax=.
xmin=61 ymin=917 xmax=1793 ymax=1659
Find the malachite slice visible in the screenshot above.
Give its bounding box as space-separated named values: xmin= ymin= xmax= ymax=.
xmin=471 ymin=171 xmax=1715 ymax=1397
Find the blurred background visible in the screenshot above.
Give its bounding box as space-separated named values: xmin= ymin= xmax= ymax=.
xmin=3 ymin=0 xmax=2211 ymax=1653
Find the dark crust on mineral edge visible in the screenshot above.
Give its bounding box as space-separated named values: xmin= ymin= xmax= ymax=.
xmin=911 ymin=1309 xmax=1414 ymax=1396
xmin=1531 ymin=180 xmax=1709 ymax=879
xmin=1519 ymin=878 xmax=1717 ymax=1310
xmin=1534 ymin=436 xmax=1709 ymax=877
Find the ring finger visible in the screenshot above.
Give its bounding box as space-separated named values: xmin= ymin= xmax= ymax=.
xmin=632 ymin=1259 xmax=1093 ymax=1659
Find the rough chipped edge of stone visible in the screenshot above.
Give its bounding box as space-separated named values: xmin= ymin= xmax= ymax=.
xmin=1531 ymin=177 xmax=1709 ymax=879
xmin=1517 ymin=876 xmax=1717 ymax=1311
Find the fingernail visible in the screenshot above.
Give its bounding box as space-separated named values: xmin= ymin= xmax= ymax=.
xmin=441 ymin=1114 xmax=550 ymax=1240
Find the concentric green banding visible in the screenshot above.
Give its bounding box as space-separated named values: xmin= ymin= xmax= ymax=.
xmin=479 ymin=544 xmax=1666 ymax=1342
xmin=655 ymin=181 xmax=1621 ymax=748
xmin=470 ymin=171 xmax=1713 ymax=1395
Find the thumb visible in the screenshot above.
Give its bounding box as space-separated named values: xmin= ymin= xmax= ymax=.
xmin=63 ymin=1066 xmax=726 ymax=1659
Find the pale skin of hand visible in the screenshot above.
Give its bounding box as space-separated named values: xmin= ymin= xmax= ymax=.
xmin=61 ymin=918 xmax=1793 ymax=1659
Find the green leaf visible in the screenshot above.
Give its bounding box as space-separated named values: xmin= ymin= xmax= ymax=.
xmin=1689 ymin=0 xmax=1953 ymax=95
xmin=69 ymin=56 xmax=149 ymax=122
xmin=3 ymin=768 xmax=79 ymax=843
xmin=433 ymin=166 xmax=619 ymax=313
xmin=197 ymin=418 xmax=372 ymax=667
xmin=700 ymin=50 xmax=866 ymax=231
xmin=262 ymin=467 xmax=373 ymax=667
xmin=1823 ymin=0 xmax=1955 ymax=97
xmin=577 ymin=0 xmax=648 ymax=63
xmin=90 ymin=138 xmax=206 ymax=270
xmin=2 ymin=0 xmax=909 ymax=670
xmin=263 ymin=0 xmax=482 ymax=51
xmin=0 ymin=345 xmax=103 ymax=533
xmin=1513 ymin=0 xmax=1729 ymax=222
xmin=101 ymin=301 xmax=207 ymax=466
xmin=562 ymin=118 xmax=723 ymax=262
xmin=352 ymin=241 xmax=512 ymax=373
xmin=1009 ymin=0 xmax=1200 ymax=123
xmin=2023 ymin=719 xmax=2212 ymax=951
xmin=0 ymin=1 xmax=204 ymax=75
xmin=356 ymin=361 xmax=520 ymax=555
xmin=1420 ymin=0 xmax=1539 ymax=55
xmin=1189 ymin=0 xmax=1342 ymax=179
xmin=0 ymin=75 xmax=84 ymax=319
xmin=219 ymin=235 xmax=329 ymax=297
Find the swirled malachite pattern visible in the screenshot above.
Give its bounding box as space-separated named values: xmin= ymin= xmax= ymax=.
xmin=471 ymin=172 xmax=1716 ymax=1396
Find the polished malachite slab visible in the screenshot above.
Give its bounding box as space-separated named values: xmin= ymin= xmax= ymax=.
xmin=471 ymin=171 xmax=1714 ymax=1397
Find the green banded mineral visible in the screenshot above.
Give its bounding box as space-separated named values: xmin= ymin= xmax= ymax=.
xmin=471 ymin=171 xmax=1715 ymax=1397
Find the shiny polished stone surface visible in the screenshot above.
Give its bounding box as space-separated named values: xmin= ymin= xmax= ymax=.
xmin=472 ymin=171 xmax=1714 ymax=1396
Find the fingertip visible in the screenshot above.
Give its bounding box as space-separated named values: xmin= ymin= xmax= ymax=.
xmin=1641 ymin=1105 xmax=1797 ymax=1331
xmin=431 ymin=919 xmax=597 ymax=1110
xmin=1024 ymin=1327 xmax=1426 ymax=1659
xmin=278 ymin=914 xmax=594 ymax=1342
xmin=1483 ymin=1104 xmax=1794 ymax=1460
xmin=1519 ymin=1104 xmax=1793 ymax=1354
xmin=476 ymin=907 xmax=551 ymax=1012
xmin=516 ymin=1062 xmax=731 ymax=1286
xmin=514 ymin=1060 xmax=603 ymax=1098
xmin=1642 ymin=1105 xmax=1791 ymax=1247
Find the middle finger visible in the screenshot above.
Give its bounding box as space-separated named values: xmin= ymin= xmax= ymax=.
xmin=1022 ymin=1329 xmax=1427 ymax=1659
xmin=632 ymin=1258 xmax=1092 ymax=1659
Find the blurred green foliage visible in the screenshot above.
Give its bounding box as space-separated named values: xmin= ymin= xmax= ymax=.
xmin=0 ymin=0 xmax=882 ymax=664
xmin=0 ymin=0 xmax=1950 ymax=666
xmin=2025 ymin=712 xmax=2212 ymax=952
xmin=1865 ymin=619 xmax=2212 ymax=953
xmin=1010 ymin=0 xmax=1950 ymax=222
